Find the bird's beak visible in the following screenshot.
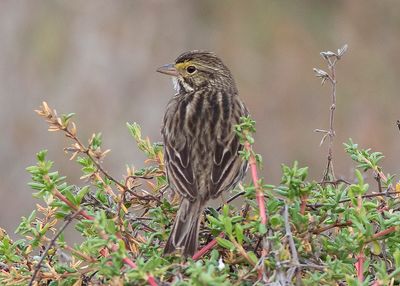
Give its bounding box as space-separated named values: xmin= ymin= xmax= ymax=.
xmin=157 ymin=63 xmax=179 ymax=76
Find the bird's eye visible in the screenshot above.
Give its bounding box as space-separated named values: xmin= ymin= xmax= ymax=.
xmin=186 ymin=65 xmax=196 ymax=74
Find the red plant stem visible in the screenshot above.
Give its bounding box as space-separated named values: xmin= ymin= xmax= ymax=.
xmin=146 ymin=276 xmax=158 ymax=286
xmin=244 ymin=142 xmax=267 ymax=225
xmin=355 ymin=252 xmax=365 ymax=282
xmin=192 ymin=233 xmax=225 ymax=261
xmin=53 ymin=190 xmax=94 ymax=220
xmin=312 ymin=221 xmax=352 ymax=235
xmin=372 ymin=226 xmax=396 ymax=240
xmin=243 ymin=140 xmax=268 ymax=281
xmin=355 ymin=226 xmax=397 ymax=283
xmin=122 ymin=257 xmax=137 ymax=268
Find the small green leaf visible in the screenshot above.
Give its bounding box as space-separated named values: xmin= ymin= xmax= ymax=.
xmin=355 ymin=169 xmax=364 ymax=185
xmin=258 ymin=223 xmax=267 ymax=235
xmin=64 ymin=189 xmax=77 ymax=206
xmin=269 ymin=214 xmax=283 ymax=228
xmin=216 ymin=237 xmax=235 ymax=251
xmin=234 ymin=224 xmax=244 ymax=244
xmin=76 ymin=186 xmax=91 ymax=204
xmin=370 ymin=241 xmax=381 ymax=256
xmin=37 ymin=150 xmax=48 ymax=162
xmin=206 ymin=215 xmax=222 ymax=227
xmin=223 ymin=218 xmax=233 ymax=235
xmin=247 ymin=251 xmax=258 ymax=265
xmin=222 ymin=205 xmax=229 ymax=217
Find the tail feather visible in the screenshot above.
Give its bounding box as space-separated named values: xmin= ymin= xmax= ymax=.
xmin=164 ymin=198 xmax=204 ymax=257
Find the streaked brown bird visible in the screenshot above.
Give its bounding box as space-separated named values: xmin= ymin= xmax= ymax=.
xmin=157 ymin=51 xmax=248 ymax=257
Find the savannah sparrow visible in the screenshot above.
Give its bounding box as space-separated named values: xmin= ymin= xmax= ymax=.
xmin=157 ymin=51 xmax=248 ymax=257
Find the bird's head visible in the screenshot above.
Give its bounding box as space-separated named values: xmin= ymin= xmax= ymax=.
xmin=157 ymin=51 xmax=236 ymax=93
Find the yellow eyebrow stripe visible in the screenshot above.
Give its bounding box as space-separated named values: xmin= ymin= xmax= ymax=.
xmin=175 ymin=61 xmax=192 ymax=71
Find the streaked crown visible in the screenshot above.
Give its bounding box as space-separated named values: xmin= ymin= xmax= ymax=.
xmin=158 ymin=51 xmax=237 ymax=93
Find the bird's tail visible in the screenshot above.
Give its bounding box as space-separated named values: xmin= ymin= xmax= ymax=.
xmin=164 ymin=198 xmax=204 ymax=257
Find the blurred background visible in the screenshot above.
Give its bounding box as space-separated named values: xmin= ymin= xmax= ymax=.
xmin=1 ymin=0 xmax=399 ymax=237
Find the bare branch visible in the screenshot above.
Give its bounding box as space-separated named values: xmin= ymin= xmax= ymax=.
xmin=313 ymin=44 xmax=348 ymax=182
xmin=283 ymin=204 xmax=300 ymax=282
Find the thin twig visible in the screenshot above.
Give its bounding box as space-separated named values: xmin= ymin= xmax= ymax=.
xmin=314 ymin=45 xmax=348 ymax=182
xmin=311 ymin=220 xmax=352 ymax=235
xmin=36 ymin=102 xmax=125 ymax=191
xmin=254 ymin=239 xmax=268 ymax=282
xmin=300 ymin=195 xmax=307 ymax=215
xmin=137 ymin=221 xmax=157 ymax=233
xmin=64 ymin=127 xmax=126 ymax=191
xmin=293 ymin=263 xmax=326 ymax=270
xmin=319 ymin=178 xmax=351 ymax=186
xmin=29 ymin=209 xmax=83 ymax=286
xmin=361 ymin=157 xmax=394 ymax=192
xmin=306 ymin=191 xmax=399 ymax=209
xmin=232 ymin=238 xmax=257 ymax=267
xmin=365 ymin=226 xmax=397 ymax=244
xmin=237 ymin=183 xmax=251 ymax=218
xmin=374 ymin=172 xmax=383 ymax=193
xmin=216 ymin=191 xmax=245 ymax=212
xmin=192 ymin=233 xmax=224 ymax=261
xmin=322 ymin=57 xmax=337 ymax=182
xmin=46 ymin=178 xmax=94 ymax=220
xmin=125 ymin=188 xmax=161 ymax=203
xmin=64 ymin=245 xmax=96 ymax=262
xmin=253 ymin=236 xmax=263 ymax=254
xmin=284 ymin=204 xmax=300 ymax=282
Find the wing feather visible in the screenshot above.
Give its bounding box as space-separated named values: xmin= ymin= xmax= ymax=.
xmin=164 ymin=136 xmax=196 ymax=200
xmin=211 ymin=135 xmax=246 ymax=198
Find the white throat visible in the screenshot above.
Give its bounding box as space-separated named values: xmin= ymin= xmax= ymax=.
xmin=171 ymin=77 xmax=180 ymax=93
xmin=171 ymin=76 xmax=194 ymax=94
